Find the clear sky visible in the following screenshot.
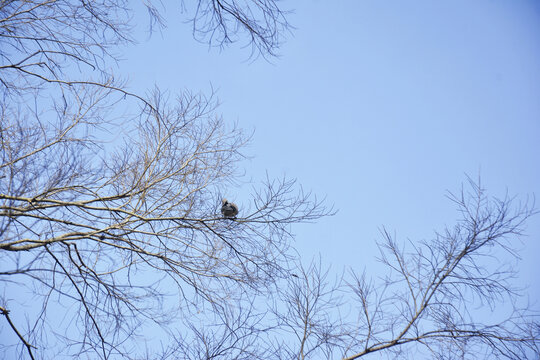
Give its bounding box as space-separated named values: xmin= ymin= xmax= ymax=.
xmin=123 ymin=0 xmax=540 ymax=318
xmin=2 ymin=2 xmax=539 ymax=358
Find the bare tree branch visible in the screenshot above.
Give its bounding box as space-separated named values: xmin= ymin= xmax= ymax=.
xmin=340 ymin=179 xmax=539 ymax=359
xmin=271 ymin=258 xmax=350 ymax=360
xmin=0 ymin=305 xmax=37 ymax=360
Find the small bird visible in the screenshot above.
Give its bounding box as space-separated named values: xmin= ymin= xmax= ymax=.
xmin=221 ymin=199 xmax=239 ymax=218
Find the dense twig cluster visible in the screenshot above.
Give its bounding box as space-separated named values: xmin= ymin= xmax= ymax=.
xmin=187 ymin=0 xmax=290 ymax=58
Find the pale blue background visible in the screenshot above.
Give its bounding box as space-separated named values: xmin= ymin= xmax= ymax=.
xmin=124 ymin=0 xmax=540 ymax=300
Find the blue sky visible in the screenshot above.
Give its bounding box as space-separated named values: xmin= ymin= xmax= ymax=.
xmin=123 ymin=0 xmax=539 ymax=311
xmin=2 ymin=2 xmax=539 ymax=358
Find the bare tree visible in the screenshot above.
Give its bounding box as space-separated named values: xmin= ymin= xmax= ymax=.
xmin=275 ymin=179 xmax=539 ymax=359
xmin=0 ymin=1 xmax=322 ymax=359
xmin=0 ymin=81 xmax=328 ymax=358
xmin=3 ymin=2 xmax=537 ymax=359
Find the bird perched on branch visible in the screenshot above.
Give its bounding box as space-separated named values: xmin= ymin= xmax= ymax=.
xmin=221 ymin=199 xmax=239 ymax=218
